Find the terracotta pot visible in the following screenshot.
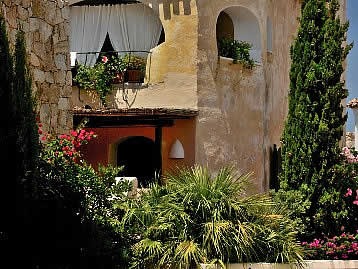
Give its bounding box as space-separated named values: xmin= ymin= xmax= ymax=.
xmin=126 ymin=69 xmax=143 ymax=83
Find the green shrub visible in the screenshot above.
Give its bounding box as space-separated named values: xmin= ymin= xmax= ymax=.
xmin=121 ymin=166 xmax=304 ymax=268
xmin=74 ymin=60 xmax=114 ymax=106
xmin=218 ymin=38 xmax=255 ymax=69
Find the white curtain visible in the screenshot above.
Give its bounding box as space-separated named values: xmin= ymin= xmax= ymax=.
xmin=70 ymin=4 xmax=163 ymax=64
xmin=70 ymin=7 xmax=85 ymax=64
xmin=70 ymin=6 xmax=111 ymax=66
xmin=108 ymin=4 xmax=163 ymax=57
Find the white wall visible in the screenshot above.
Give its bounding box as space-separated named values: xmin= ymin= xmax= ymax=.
xmin=225 ymin=6 xmax=261 ymax=62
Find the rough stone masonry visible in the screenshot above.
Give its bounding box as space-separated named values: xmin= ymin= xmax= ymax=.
xmin=1 ymin=0 xmax=72 ymax=134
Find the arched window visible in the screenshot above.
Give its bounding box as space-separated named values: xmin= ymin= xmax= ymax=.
xmin=216 ymin=6 xmax=262 ymax=63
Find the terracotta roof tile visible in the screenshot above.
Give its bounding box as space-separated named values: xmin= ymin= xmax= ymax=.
xmin=73 ymin=106 xmax=199 ymax=117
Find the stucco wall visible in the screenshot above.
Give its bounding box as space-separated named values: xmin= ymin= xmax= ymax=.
xmin=195 ymin=0 xmax=301 ymax=193
xmin=1 ymin=0 xmax=72 ymax=134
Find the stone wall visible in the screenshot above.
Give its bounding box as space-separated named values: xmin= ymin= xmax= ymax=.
xmin=1 ymin=0 xmax=72 ymax=134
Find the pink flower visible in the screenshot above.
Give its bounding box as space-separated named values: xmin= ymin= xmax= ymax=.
xmin=41 ymin=136 xmax=46 ymax=141
xmin=102 ymin=56 xmax=108 ymax=63
xmin=70 ymin=130 xmax=78 ymax=137
xmin=344 ymin=188 xmax=352 ymax=197
xmin=342 ymin=254 xmax=348 ymax=259
xmin=353 ymin=200 xmax=358 ymax=205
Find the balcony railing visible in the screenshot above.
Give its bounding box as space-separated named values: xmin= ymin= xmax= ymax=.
xmin=71 ymin=50 xmax=153 ymax=85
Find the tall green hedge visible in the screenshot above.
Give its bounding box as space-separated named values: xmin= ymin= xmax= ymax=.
xmin=276 ymin=0 xmax=353 ymax=240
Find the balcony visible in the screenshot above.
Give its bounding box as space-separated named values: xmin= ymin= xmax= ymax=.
xmin=72 ymin=50 xmax=152 ymax=83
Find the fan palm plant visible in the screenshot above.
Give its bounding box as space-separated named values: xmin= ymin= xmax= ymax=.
xmin=121 ymin=166 xmax=304 ymax=268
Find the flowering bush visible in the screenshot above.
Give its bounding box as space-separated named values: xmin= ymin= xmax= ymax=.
xmin=303 ymin=232 xmax=358 ymax=260
xmin=40 ymin=125 xmax=97 ymax=164
xmin=341 ymin=147 xmax=358 ymax=208
xmin=36 ymin=125 xmax=133 ymax=267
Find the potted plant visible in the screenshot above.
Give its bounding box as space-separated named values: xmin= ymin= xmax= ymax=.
xmin=218 ymin=38 xmax=255 ymax=69
xmin=121 ymin=54 xmax=147 ymax=83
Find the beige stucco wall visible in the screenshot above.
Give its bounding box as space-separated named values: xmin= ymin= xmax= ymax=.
xmin=195 ymin=0 xmax=302 ymax=193
xmin=1 ymin=0 xmax=72 ymax=134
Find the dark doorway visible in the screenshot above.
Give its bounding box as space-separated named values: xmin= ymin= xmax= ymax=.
xmin=117 ymin=136 xmax=160 ymax=188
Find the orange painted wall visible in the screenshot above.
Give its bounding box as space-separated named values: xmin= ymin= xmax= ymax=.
xmin=162 ymin=119 xmax=196 ymax=173
xmin=80 ymin=119 xmax=196 ymax=175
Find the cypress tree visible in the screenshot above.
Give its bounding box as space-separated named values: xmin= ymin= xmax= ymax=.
xmin=277 ymin=0 xmax=352 ymax=239
xmin=0 ymin=15 xmax=13 ymax=262
xmin=0 ymin=17 xmax=40 ymax=264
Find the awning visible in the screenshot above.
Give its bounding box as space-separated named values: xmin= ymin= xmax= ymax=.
xmin=73 ymin=107 xmax=199 ymax=127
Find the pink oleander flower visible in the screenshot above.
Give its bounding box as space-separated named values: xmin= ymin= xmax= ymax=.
xmin=102 ymin=56 xmax=108 ymax=63
xmin=353 ymin=200 xmax=358 ymax=205
xmin=345 ymin=188 xmax=353 ymax=197
xmin=70 ymin=130 xmax=78 ymax=137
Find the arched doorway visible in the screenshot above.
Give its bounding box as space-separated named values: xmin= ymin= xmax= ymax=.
xmin=117 ymin=136 xmax=160 ymax=188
